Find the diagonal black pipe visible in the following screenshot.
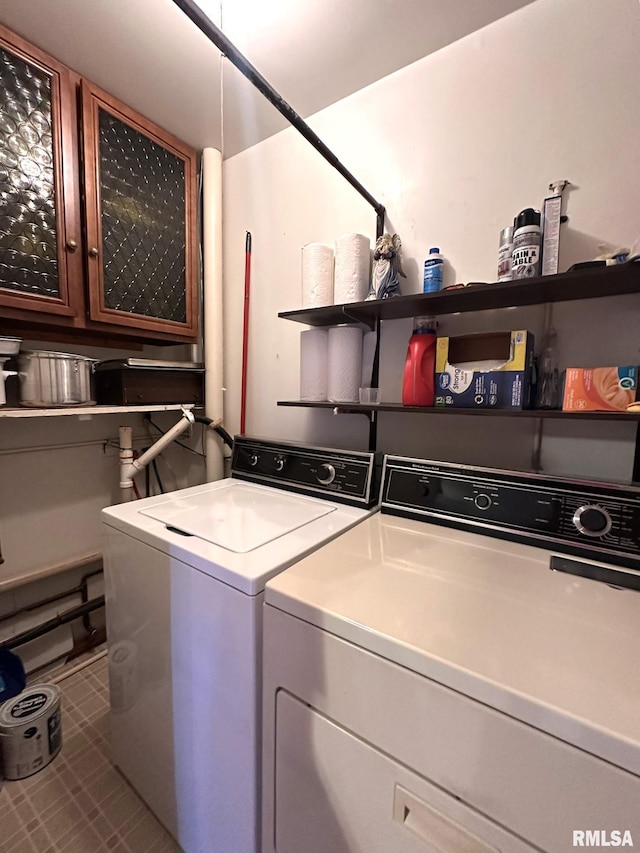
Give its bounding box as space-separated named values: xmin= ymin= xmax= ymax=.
xmin=2 ymin=596 xmax=105 ymax=651
xmin=172 ymin=0 xmax=386 ymax=236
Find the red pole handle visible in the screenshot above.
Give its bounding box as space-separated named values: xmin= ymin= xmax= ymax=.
xmin=240 ymin=232 xmax=252 ymax=435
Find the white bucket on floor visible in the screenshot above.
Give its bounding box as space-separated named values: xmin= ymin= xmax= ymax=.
xmin=0 ymin=683 xmax=62 ymax=780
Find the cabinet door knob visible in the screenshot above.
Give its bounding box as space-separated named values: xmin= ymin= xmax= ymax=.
xmin=88 ymin=247 xmax=99 ymax=258
xmin=66 ymin=239 xmax=78 ymax=251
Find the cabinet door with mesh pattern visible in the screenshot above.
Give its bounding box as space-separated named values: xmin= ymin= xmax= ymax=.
xmin=81 ymin=80 xmax=197 ymax=339
xmin=0 ymin=24 xmax=83 ymax=320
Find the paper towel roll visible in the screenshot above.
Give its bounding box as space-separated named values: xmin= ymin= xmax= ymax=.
xmin=328 ymin=325 xmax=363 ymax=403
xmin=301 ymin=243 xmax=334 ymax=308
xmin=300 ymin=329 xmax=329 ymax=401
xmin=361 ymin=329 xmax=377 ymax=389
xmin=334 ymin=233 xmax=371 ymax=304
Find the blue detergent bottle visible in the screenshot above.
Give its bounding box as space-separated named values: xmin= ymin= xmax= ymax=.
xmin=0 ymin=647 xmax=26 ymax=703
xmin=423 ymin=247 xmax=444 ymax=293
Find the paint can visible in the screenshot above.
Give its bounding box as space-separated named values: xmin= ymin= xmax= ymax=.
xmin=0 ymin=684 xmax=62 ymax=780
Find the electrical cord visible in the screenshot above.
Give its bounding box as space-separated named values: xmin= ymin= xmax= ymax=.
xmin=152 ymin=458 xmax=165 ymax=494
xmin=145 ymin=414 xmax=234 ymax=453
xmin=146 ymin=416 xmax=206 ymax=458
xmin=193 ymin=415 xmax=234 ymax=449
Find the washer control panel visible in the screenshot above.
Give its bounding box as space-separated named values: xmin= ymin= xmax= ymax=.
xmin=232 ymin=437 xmax=379 ymax=507
xmin=382 ymin=456 xmax=640 ymax=567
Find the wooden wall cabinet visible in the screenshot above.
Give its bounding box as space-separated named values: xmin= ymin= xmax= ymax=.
xmin=0 ymin=23 xmax=198 ymax=345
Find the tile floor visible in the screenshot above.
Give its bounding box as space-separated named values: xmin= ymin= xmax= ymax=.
xmin=0 ymin=653 xmax=182 ymax=853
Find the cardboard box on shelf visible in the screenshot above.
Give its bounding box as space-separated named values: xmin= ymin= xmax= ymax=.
xmin=562 ymin=366 xmax=638 ymax=412
xmin=435 ymin=330 xmax=534 ymax=410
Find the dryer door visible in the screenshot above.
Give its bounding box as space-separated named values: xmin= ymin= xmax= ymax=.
xmin=273 ymin=691 xmax=536 ymax=853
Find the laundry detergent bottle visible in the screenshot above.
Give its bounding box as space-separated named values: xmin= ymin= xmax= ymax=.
xmin=402 ymin=316 xmax=438 ymax=406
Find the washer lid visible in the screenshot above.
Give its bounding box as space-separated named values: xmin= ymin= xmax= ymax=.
xmin=139 ymin=482 xmax=336 ymax=553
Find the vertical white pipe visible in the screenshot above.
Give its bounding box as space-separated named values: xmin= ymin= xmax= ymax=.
xmin=203 ymin=147 xmax=225 ymax=482
xmin=119 ymin=426 xmax=134 ymax=502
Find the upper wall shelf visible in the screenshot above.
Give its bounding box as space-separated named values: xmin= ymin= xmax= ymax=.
xmin=278 ymin=263 xmax=640 ymax=327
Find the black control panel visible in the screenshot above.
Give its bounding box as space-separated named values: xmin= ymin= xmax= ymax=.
xmin=382 ymin=457 xmax=640 ymax=568
xmin=231 ymin=437 xmax=379 ymax=507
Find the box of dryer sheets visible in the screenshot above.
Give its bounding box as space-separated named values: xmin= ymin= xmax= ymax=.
xmin=435 ymin=330 xmax=534 ymax=409
xmin=562 ymin=366 xmax=638 ymax=412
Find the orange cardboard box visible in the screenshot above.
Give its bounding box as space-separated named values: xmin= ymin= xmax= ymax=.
xmin=562 ymin=366 xmax=638 ymax=412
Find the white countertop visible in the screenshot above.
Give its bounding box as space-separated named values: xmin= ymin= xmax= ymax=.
xmin=265 ymin=512 xmax=640 ymax=775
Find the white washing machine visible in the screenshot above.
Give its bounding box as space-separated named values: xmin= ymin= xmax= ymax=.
xmin=102 ymin=436 xmax=379 ymax=853
xmin=263 ymin=456 xmax=640 ymax=853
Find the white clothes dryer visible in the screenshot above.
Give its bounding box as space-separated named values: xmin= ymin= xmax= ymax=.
xmin=102 ymin=436 xmax=379 ymax=853
xmin=263 ymin=456 xmax=640 ymax=853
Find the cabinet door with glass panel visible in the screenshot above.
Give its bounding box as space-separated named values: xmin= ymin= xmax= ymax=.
xmin=80 ymin=80 xmax=197 ymax=339
xmin=0 ymin=24 xmax=83 ymax=321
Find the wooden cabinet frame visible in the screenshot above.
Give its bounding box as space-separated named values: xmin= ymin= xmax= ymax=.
xmin=80 ymin=80 xmax=198 ymax=339
xmin=0 ymin=23 xmax=199 ymax=345
xmin=0 ymin=23 xmax=84 ymax=320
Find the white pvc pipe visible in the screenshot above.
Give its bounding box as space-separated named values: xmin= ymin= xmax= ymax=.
xmin=119 ymin=411 xmax=196 ymax=501
xmin=119 ymin=426 xmax=134 ymax=503
xmin=130 ymin=411 xmax=195 ymax=475
xmin=203 ymin=147 xmax=225 ymax=482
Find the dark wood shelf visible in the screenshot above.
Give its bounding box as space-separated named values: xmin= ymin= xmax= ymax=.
xmin=278 ymin=401 xmax=640 ymax=421
xmin=279 ymin=263 xmax=640 ymax=327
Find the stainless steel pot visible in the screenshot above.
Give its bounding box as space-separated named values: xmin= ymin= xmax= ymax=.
xmin=18 ymin=351 xmax=97 ymax=407
xmin=0 ymin=336 xmax=21 ymax=356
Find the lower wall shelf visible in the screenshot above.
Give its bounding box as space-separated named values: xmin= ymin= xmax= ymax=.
xmin=278 ymin=401 xmax=640 ymax=421
xmin=0 ymin=403 xmax=198 ymax=419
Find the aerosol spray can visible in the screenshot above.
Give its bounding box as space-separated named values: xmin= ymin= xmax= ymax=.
xmin=512 ymin=208 xmax=541 ymax=279
xmin=497 ymin=225 xmax=514 ymax=282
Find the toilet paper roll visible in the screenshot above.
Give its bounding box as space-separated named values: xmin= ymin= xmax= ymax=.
xmin=301 ymin=243 xmax=334 ymax=308
xmin=334 ymin=233 xmax=371 ymax=304
xmin=361 ymin=330 xmax=377 ymax=389
xmin=328 ymin=325 xmax=363 ymax=403
xmin=300 ymin=329 xmax=329 ymax=401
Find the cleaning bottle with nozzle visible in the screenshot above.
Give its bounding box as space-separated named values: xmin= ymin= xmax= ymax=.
xmin=536 ymin=327 xmax=560 ymax=409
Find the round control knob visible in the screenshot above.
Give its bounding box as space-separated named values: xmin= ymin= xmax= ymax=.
xmin=572 ymin=504 xmax=612 ymax=538
xmin=274 ymin=456 xmax=286 ymax=472
xmin=249 ymin=453 xmax=258 ymax=467
xmin=317 ymin=463 xmax=336 ymax=485
xmin=474 ymin=493 xmax=492 ymax=511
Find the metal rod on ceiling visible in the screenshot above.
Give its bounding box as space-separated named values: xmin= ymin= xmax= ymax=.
xmin=171 ymin=0 xmax=386 ymax=236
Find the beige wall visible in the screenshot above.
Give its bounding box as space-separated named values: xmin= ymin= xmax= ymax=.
xmin=222 ymin=0 xmax=640 ymax=480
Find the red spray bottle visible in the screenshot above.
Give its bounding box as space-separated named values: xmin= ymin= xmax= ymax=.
xmin=402 ymin=316 xmax=438 ymax=406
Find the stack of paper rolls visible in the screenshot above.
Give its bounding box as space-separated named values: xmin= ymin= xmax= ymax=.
xmin=334 ymin=233 xmax=371 ymax=304
xmin=301 ymin=243 xmax=334 ymax=308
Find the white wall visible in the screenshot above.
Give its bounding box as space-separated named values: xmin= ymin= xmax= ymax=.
xmin=222 ymin=0 xmax=640 ymax=481
xmin=0 ymin=342 xmax=206 ymax=589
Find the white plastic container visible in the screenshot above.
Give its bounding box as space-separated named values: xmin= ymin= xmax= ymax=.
xmin=0 ymin=684 xmax=62 ymax=780
xmin=423 ymin=248 xmax=444 ymax=292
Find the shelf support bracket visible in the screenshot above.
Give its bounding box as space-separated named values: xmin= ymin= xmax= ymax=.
xmin=339 ymin=305 xmax=376 ymax=330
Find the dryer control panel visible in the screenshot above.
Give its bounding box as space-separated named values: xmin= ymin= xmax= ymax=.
xmin=232 ymin=437 xmax=380 ymax=507
xmin=382 ymin=457 xmax=640 ymax=568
